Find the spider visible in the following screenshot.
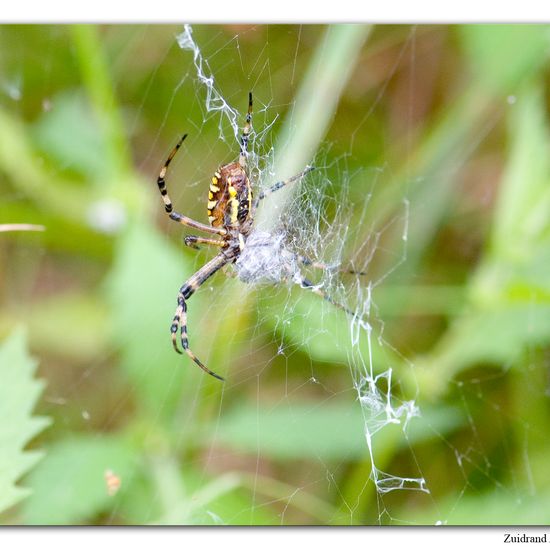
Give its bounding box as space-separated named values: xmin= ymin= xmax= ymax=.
xmin=157 ymin=92 xmax=358 ymax=381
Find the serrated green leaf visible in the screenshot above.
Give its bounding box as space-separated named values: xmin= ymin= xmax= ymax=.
xmin=22 ymin=434 xmax=138 ymax=525
xmin=0 ymin=327 xmax=50 ymax=515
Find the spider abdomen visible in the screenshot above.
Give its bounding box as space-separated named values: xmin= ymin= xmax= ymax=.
xmin=207 ymin=162 xmax=252 ymax=229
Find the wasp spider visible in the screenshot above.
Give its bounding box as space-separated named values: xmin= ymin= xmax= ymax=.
xmin=157 ymin=93 xmax=358 ymax=381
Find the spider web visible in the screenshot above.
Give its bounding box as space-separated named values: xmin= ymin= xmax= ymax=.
xmin=164 ymin=24 xmax=427 ymax=522
xmin=5 ymin=23 xmax=544 ymax=528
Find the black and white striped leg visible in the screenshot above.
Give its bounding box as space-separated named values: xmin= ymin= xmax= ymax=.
xmin=184 ymin=235 xmax=225 ymax=250
xmin=239 ymin=91 xmax=253 ymax=168
xmin=171 ymin=296 xmax=224 ymax=382
xmin=157 ymin=134 xmax=226 ymax=236
xmin=297 ymin=276 xmax=359 ymax=320
xmin=170 ymin=253 xmax=230 ymax=381
xmin=252 ymin=165 xmax=315 ymax=211
xmin=296 ymin=255 xmax=368 ymax=277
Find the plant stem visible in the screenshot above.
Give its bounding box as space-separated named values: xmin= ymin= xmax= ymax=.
xmin=257 ymin=24 xmax=371 ymax=229
xmin=70 ymin=25 xmax=133 ymax=184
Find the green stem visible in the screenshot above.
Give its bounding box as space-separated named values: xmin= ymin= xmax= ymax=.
xmin=70 ymin=25 xmax=133 ymax=183
xmin=149 ymin=453 xmax=189 ymax=524
xmin=257 ymin=24 xmax=372 ymax=228
xmin=240 ymin=473 xmax=344 ymax=524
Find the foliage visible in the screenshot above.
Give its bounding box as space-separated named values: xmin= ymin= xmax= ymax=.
xmin=1 ymin=24 xmax=550 ymax=525
xmin=0 ymin=328 xmax=50 ymax=515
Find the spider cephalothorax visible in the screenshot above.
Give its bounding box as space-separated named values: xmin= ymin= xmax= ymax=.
xmin=156 ymin=92 xmax=319 ymax=381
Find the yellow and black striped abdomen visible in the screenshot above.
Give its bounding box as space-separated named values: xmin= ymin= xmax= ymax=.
xmin=207 ymin=162 xmax=252 ymax=229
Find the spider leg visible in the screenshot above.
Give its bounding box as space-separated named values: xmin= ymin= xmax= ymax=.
xmin=157 ymin=134 xmax=226 ymax=236
xmin=171 ymin=252 xmax=230 ymax=381
xmin=184 ymin=235 xmax=225 ymax=250
xmin=297 ymin=276 xmax=359 ymax=320
xmin=239 ymin=91 xmax=253 ymax=168
xmin=252 ymin=165 xmax=315 ymax=211
xmin=296 ymin=254 xmax=368 ymax=277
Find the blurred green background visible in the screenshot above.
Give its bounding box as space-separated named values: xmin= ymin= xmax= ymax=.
xmin=1 ymin=24 xmax=550 ymax=525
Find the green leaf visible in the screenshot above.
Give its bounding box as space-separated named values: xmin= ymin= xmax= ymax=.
xmin=152 ymin=468 xmax=275 ymax=525
xmin=259 ymin=286 xmax=395 ymax=374
xmin=32 ymin=92 xmax=110 ymax=180
xmin=414 ymin=305 xmax=550 ymax=396
xmin=104 ymin=220 xmax=210 ymax=420
xmin=208 ymin=399 xmax=463 ymax=461
xmin=188 ymin=487 xmax=279 ymax=526
xmin=0 ymin=328 xmax=50 ymax=515
xmin=403 ymin=489 xmax=550 ymax=525
xmin=22 ymin=434 xmax=137 ymax=524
